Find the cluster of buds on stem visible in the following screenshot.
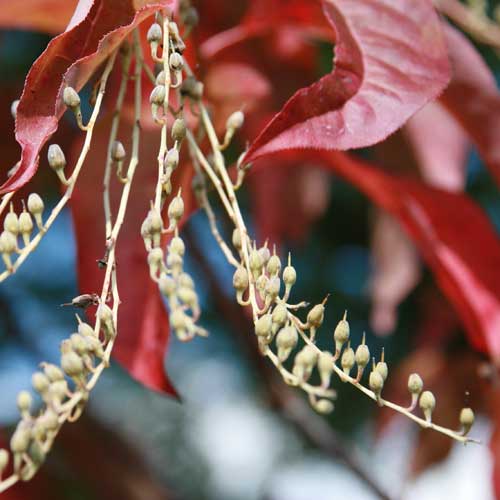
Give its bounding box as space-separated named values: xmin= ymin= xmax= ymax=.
xmin=142 ymin=192 xmax=206 ymax=342
xmin=0 ymin=195 xmax=45 ymax=272
xmin=0 ymin=303 xmax=111 ymax=484
xmin=230 ymin=234 xmax=476 ymax=435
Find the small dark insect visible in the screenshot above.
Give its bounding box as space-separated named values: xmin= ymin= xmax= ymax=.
xmin=60 ymin=293 xmax=99 ymax=309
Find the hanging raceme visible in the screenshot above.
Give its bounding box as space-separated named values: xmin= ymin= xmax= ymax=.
xmin=0 ymin=1 xmax=479 ymax=493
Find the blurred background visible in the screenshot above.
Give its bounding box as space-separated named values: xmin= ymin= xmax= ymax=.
xmin=1 ymin=1 xmax=500 ymax=499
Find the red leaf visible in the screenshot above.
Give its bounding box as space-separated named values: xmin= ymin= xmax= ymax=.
xmin=245 ymin=0 xmax=450 ymax=162
xmin=0 ymin=0 xmax=174 ymax=195
xmin=370 ymin=211 xmax=420 ymax=336
xmin=70 ymin=114 xmax=194 ymax=394
xmin=0 ymin=0 xmax=78 ymax=34
xmin=439 ymin=23 xmax=500 ymax=186
xmin=255 ymin=151 xmax=500 ymax=356
xmin=200 ymin=0 xmax=330 ymax=61
xmin=369 ymin=101 xmax=469 ymax=335
xmin=404 ymin=100 xmax=469 ymax=191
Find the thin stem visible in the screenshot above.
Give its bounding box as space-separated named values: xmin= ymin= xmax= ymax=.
xmin=196 ymin=188 xmax=240 ymax=268
xmin=0 ymin=192 xmax=14 ymax=218
xmin=103 ymin=45 xmax=132 ymax=239
xmin=154 ymin=17 xmax=171 ymax=211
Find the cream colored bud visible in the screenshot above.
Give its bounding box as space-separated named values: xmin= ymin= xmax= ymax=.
xmin=232 ymin=229 xmax=242 ymax=250
xmin=283 ymin=264 xmax=297 ymax=286
xmin=341 ymin=346 xmax=355 ymax=376
xmin=294 ymin=345 xmax=318 ymax=381
xmin=159 ymin=275 xmax=176 ymax=297
xmin=49 ymin=379 xmax=68 ymax=401
xmin=315 ymin=399 xmax=334 ymax=414
xmin=98 ymin=303 xmax=115 ymax=340
xmin=61 ymin=351 xmax=84 ymax=377
xmin=276 ymin=325 xmax=298 ymax=352
xmin=307 ymin=303 xmax=324 ymax=328
xmin=171 ymin=118 xmax=186 ymax=142
xmin=19 ymin=211 xmax=33 ymax=242
xmin=166 ymin=253 xmax=183 ymax=273
xmin=164 ymin=148 xmax=179 ymax=170
xmin=276 ymin=326 xmax=299 ymax=363
xmin=249 ymin=249 xmax=263 ymax=277
xmin=318 ymin=351 xmax=334 ymax=388
xmin=70 ymin=333 xmax=88 ymax=355
xmin=4 ymin=210 xmax=19 ymax=235
xmin=265 ymin=276 xmax=281 ymax=299
xmin=169 ymin=21 xmax=181 ymax=40
xmin=32 ymin=371 xmax=50 ymax=393
xmin=148 ymin=207 xmax=163 ymax=234
xmin=297 ymin=345 xmax=318 ymax=367
xmin=31 ymin=419 xmax=48 ymax=441
xmin=168 ymin=195 xmax=184 ymax=221
xmin=42 ymin=363 xmax=64 ymax=382
xmin=150 ymin=85 xmax=166 ymax=105
xmin=148 ymin=247 xmax=164 ymax=267
xmin=156 ymin=70 xmax=167 ymax=86
xmin=460 ymin=407 xmax=475 ymax=435
xmin=98 ymin=303 xmax=113 ymax=323
xmin=232 ymin=267 xmax=248 ymax=292
xmin=256 ymin=275 xmax=268 ymax=300
xmin=169 ymin=52 xmax=184 ymax=71
xmin=355 ymin=343 xmax=370 ymax=369
xmin=83 ymin=335 xmax=104 ymax=358
xmin=111 ymin=140 xmax=126 ymax=161
xmin=47 ymin=144 xmax=66 ymax=171
xmin=226 ymin=110 xmax=244 ymax=131
xmin=170 ymin=236 xmax=185 ymax=256
xmin=369 ymin=369 xmax=384 ymax=394
xmin=27 ymin=193 xmax=44 ymax=215
xmin=266 ymin=254 xmax=281 ymax=276
xmin=28 ymin=440 xmax=45 ymax=465
xmin=419 ymin=390 xmax=436 ymax=422
xmin=178 ymin=286 xmax=197 ymax=308
xmin=78 ymin=321 xmax=95 ymax=337
xmin=408 ymin=373 xmax=423 ymax=394
xmin=334 ymin=315 xmax=350 ymax=352
xmin=63 ymin=86 xmax=80 ymax=109
xmin=0 ymin=231 xmax=17 ymax=254
xmin=0 ymin=448 xmax=8 ymax=472
xmin=258 ymin=246 xmax=271 ymax=265
xmin=376 ymin=361 xmax=388 ymax=381
xmin=147 ymin=22 xmax=162 ymax=43
xmin=17 ymin=390 xmax=32 ymax=413
xmin=272 ymin=303 xmax=288 ymax=327
xmin=178 ymin=272 xmax=195 ymax=289
xmin=42 ymin=409 xmax=58 ymax=431
xmin=255 ymin=314 xmax=272 ymax=337
xmin=170 ymin=309 xmax=187 ymax=330
xmin=10 ymin=425 xmax=30 ymax=453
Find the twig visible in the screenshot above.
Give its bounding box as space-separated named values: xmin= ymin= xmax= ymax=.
xmin=103 ymin=43 xmax=132 ymax=239
xmin=184 ymin=227 xmax=394 ymax=500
